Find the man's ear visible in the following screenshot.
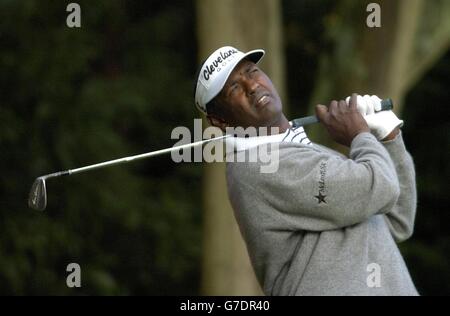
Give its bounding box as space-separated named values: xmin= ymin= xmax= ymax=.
xmin=207 ymin=114 xmax=228 ymax=131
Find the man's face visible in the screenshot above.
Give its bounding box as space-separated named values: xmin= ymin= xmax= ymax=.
xmin=213 ymin=59 xmax=283 ymax=129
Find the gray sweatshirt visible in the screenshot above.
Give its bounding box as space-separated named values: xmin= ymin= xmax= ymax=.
xmin=226 ymin=131 xmax=418 ymax=296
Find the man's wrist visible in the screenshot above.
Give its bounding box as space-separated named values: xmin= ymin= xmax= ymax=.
xmin=381 ymin=127 xmax=400 ymax=142
xmin=351 ymin=131 xmax=373 ymax=147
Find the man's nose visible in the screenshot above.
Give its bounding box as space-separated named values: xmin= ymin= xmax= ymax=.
xmin=243 ymin=77 xmax=259 ymax=95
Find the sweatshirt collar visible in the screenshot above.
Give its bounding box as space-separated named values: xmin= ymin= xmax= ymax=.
xmin=225 ymin=121 xmax=311 ymax=152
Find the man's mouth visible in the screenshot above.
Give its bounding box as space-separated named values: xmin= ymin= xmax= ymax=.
xmin=255 ymin=94 xmax=271 ymax=108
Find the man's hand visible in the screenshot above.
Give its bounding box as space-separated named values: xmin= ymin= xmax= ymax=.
xmin=345 ymin=93 xmax=404 ymax=141
xmin=315 ymin=93 xmax=370 ymax=147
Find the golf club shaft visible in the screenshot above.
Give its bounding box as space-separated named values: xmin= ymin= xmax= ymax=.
xmin=29 ymin=134 xmax=231 ymax=211
xmin=59 ymin=134 xmax=231 ymax=177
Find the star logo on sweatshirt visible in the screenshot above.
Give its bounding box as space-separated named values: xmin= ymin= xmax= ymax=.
xmin=314 ymin=192 xmax=327 ymax=204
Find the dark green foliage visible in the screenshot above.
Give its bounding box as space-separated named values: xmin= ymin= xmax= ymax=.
xmin=0 ymin=0 xmax=201 ymax=295
xmin=282 ymin=0 xmax=336 ymax=117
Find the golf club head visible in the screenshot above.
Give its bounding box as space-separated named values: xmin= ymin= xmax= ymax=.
xmin=28 ymin=177 xmax=47 ymax=211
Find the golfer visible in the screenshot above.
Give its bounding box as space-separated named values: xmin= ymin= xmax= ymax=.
xmin=194 ymin=46 xmax=418 ymax=295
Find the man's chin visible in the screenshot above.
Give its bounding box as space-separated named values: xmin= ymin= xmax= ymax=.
xmin=263 ymin=103 xmax=283 ymax=120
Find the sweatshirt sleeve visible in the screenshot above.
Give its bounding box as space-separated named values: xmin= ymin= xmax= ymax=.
xmin=381 ymin=131 xmax=417 ymax=242
xmin=227 ymin=132 xmax=401 ymax=232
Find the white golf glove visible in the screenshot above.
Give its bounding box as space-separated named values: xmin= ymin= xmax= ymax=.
xmin=346 ymin=94 xmax=403 ymax=140
xmin=345 ymin=94 xmax=381 ymax=115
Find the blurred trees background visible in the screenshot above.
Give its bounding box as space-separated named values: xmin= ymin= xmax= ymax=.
xmin=1 ymin=0 xmax=200 ymax=295
xmin=0 ymin=0 xmax=448 ymax=295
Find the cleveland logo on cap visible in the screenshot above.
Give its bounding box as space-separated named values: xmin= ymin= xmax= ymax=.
xmin=202 ymin=48 xmax=238 ymax=81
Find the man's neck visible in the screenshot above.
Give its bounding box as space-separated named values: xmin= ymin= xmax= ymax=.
xmin=267 ymin=113 xmax=291 ymax=135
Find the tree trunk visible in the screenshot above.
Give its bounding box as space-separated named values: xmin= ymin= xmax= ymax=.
xmin=196 ymin=0 xmax=285 ymax=295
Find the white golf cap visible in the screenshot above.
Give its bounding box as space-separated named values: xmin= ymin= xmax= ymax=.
xmin=194 ymin=46 xmax=265 ymax=114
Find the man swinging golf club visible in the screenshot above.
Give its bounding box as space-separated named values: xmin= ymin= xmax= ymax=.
xmin=194 ymin=46 xmax=418 ymax=295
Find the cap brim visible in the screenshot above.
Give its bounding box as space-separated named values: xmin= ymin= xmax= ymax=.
xmin=243 ymin=49 xmax=265 ymax=65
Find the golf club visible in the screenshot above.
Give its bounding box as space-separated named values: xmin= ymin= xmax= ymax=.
xmin=28 ymin=98 xmax=394 ymax=211
xmin=28 ymin=134 xmax=231 ymax=211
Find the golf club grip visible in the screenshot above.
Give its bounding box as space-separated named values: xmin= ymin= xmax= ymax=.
xmin=292 ymin=98 xmax=394 ymax=127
